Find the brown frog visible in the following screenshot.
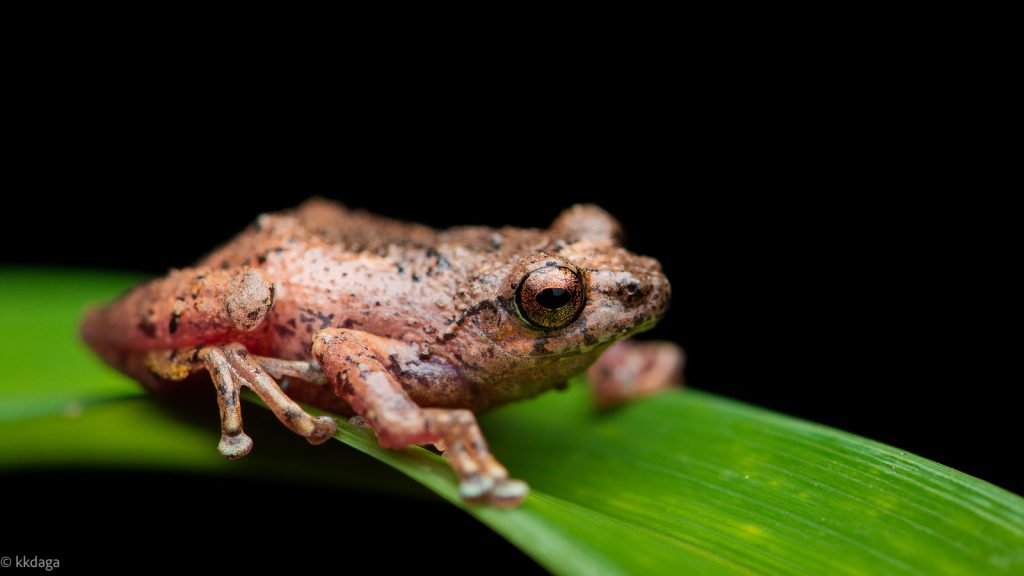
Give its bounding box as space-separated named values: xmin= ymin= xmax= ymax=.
xmin=81 ymin=198 xmax=680 ymax=506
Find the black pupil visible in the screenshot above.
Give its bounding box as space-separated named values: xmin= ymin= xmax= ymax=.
xmin=536 ymin=287 xmax=571 ymax=309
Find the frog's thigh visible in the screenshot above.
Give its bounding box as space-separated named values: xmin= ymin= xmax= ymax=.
xmin=83 ymin=266 xmax=276 ymax=354
xmin=587 ymin=339 xmax=686 ymax=408
xmin=311 ymin=328 xmax=528 ymax=506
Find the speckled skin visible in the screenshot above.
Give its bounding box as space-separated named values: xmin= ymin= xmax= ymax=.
xmin=82 ymin=198 xmax=672 ymax=505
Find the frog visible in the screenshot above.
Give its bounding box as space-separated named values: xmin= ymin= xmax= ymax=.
xmin=81 ymin=198 xmax=679 ymax=506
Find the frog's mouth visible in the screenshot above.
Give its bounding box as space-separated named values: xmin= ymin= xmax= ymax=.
xmin=576 ymin=315 xmax=660 ymax=354
xmin=525 ymin=313 xmax=662 ymax=360
xmin=630 ymin=316 xmax=660 ymax=335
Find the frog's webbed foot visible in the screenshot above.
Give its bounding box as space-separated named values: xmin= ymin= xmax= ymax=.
xmin=587 ymin=340 xmax=685 ymax=409
xmin=145 ymin=344 xmax=337 ymax=459
xmin=311 ymin=328 xmax=528 ymax=507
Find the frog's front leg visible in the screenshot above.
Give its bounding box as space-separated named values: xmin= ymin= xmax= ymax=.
xmin=311 ymin=328 xmax=528 ymax=506
xmin=587 ymin=340 xmax=685 ymax=408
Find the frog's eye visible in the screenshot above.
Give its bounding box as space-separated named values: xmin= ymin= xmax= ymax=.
xmin=515 ymin=266 xmax=585 ymax=329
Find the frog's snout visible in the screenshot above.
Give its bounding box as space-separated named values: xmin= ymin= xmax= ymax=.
xmin=610 ymin=270 xmax=669 ymax=311
xmin=589 ymin=265 xmax=671 ymax=330
xmin=621 ymin=275 xmax=652 ymax=306
xmin=632 ymin=270 xmax=671 ymax=320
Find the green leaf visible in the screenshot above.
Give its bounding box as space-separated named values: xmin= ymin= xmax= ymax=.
xmin=2 ymin=269 xmax=1022 ymax=575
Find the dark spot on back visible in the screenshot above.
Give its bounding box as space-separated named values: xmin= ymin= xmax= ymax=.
xmin=137 ymin=319 xmax=157 ymax=338
xmin=265 ymin=284 xmax=276 ymax=310
xmin=312 ymin=310 xmax=335 ymax=329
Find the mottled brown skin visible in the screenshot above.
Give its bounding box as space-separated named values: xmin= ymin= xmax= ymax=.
xmin=82 ymin=199 xmax=675 ymax=505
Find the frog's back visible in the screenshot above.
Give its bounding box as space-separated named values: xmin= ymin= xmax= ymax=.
xmin=194 ymin=199 xmax=546 ymax=362
xmin=201 ymin=197 xmax=549 ymax=268
xmin=198 ymin=198 xmax=441 ymax=268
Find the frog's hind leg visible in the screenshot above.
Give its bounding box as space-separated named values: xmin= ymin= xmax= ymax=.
xmin=200 ymin=347 xmax=253 ymax=458
xmin=252 ymin=355 xmax=328 ymax=385
xmin=208 ymin=344 xmax=337 ymax=450
xmin=146 ymin=344 xmax=337 ymax=459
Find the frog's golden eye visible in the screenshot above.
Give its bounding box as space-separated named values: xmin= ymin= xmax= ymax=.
xmin=515 ymin=266 xmax=585 ymax=329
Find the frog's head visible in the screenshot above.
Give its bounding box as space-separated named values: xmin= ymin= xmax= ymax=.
xmin=514 ymin=204 xmax=671 ymax=353
xmin=454 ymin=205 xmax=671 ymax=400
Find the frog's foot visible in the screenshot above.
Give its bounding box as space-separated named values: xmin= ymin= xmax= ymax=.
xmin=312 ymin=328 xmax=529 ymax=507
xmin=421 ymin=407 xmax=528 ymax=506
xmin=587 ymin=339 xmax=686 ymax=409
xmin=201 ymin=344 xmax=338 ymax=457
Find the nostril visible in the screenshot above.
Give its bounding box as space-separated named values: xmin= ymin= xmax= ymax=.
xmin=619 ymin=278 xmax=651 ymax=306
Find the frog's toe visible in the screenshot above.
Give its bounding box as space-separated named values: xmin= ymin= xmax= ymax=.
xmin=306 ymin=416 xmax=338 ymax=445
xmin=458 ymin=474 xmax=528 ymax=506
xmin=458 ymin=474 xmax=496 ymax=501
xmin=348 ymin=415 xmax=370 ymax=429
xmin=488 ymin=478 xmax=529 ymax=507
xmin=218 ymin=432 xmax=253 ymax=459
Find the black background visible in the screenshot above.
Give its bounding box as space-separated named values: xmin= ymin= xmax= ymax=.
xmin=1 ymin=52 xmax=1015 ymax=571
